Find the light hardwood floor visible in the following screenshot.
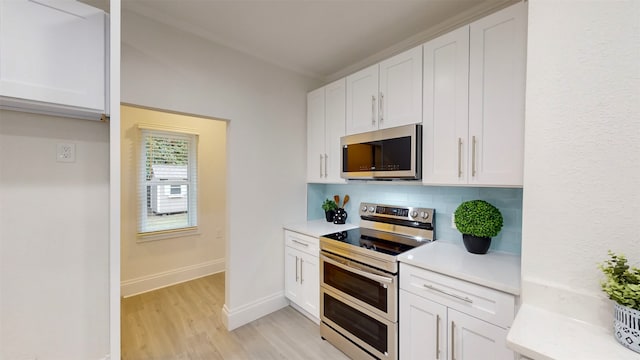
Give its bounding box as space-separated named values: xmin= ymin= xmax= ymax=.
xmin=121 ymin=272 xmax=349 ymax=359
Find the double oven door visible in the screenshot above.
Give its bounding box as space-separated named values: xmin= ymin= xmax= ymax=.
xmin=320 ymin=251 xmax=398 ymax=359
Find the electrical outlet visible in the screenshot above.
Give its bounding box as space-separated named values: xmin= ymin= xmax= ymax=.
xmin=451 ymin=213 xmax=457 ymax=229
xmin=57 ymin=143 xmax=76 ymax=163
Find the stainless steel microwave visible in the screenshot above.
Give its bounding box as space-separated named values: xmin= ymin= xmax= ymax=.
xmin=340 ymin=124 xmax=422 ymax=180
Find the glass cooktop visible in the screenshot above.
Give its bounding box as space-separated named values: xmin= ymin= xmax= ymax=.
xmin=322 ymin=228 xmax=418 ymax=257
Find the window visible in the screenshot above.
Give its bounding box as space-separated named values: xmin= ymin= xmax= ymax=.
xmin=139 ymin=129 xmax=197 ymax=234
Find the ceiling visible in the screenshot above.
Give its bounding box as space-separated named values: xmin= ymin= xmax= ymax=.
xmin=121 ymin=0 xmax=516 ymax=81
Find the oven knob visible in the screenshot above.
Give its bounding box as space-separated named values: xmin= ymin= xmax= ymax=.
xmin=410 ymin=211 xmax=418 ymax=218
xmin=361 ymin=206 xmax=368 ymax=212
xmin=420 ymin=211 xmax=429 ymax=219
xmin=368 ymin=206 xmax=375 ymax=213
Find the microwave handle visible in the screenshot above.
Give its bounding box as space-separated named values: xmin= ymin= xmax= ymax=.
xmin=322 ymin=252 xmax=393 ymax=285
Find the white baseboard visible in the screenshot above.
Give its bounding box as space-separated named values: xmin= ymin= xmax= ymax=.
xmin=121 ymin=259 xmax=225 ymax=297
xmin=221 ymin=291 xmax=289 ymax=331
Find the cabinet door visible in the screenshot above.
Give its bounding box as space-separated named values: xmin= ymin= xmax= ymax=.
xmin=400 ymin=290 xmax=447 ymax=360
xmin=379 ymin=46 xmax=423 ymax=129
xmin=306 ymin=87 xmax=326 ymax=182
xmin=346 ymin=64 xmax=379 ymax=135
xmin=448 ymin=309 xmax=513 ymax=360
xmin=284 ymin=247 xmax=301 ymax=304
xmin=0 ymin=0 xmax=106 ymax=111
xmin=422 ymin=26 xmax=470 ymax=185
xmin=468 ymin=2 xmax=526 ymax=186
xmin=299 ymin=251 xmax=319 ymax=319
xmin=324 ymin=78 xmax=346 ymax=183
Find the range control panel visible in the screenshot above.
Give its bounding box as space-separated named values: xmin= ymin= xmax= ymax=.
xmin=359 ymin=202 xmax=435 ymax=224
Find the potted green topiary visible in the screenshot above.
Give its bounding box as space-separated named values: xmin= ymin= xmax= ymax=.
xmin=598 ymin=251 xmax=640 ymax=354
xmin=322 ymin=199 xmax=338 ymax=222
xmin=453 ymin=200 xmax=503 ymax=254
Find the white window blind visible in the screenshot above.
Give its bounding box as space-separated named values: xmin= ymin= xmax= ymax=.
xmin=139 ymin=129 xmax=198 ymax=234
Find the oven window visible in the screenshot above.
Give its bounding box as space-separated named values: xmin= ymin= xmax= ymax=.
xmin=323 ymin=261 xmax=388 ymax=312
xmin=324 ymin=293 xmax=388 ymax=355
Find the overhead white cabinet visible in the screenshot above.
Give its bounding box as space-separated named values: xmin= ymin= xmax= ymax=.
xmin=423 ymin=2 xmax=526 ymax=186
xmin=346 ymin=46 xmax=422 ymax=135
xmin=307 ymin=79 xmax=346 ymax=183
xmin=422 ymin=25 xmax=470 ymax=185
xmin=468 ymin=2 xmax=526 ymax=186
xmin=284 ymin=230 xmax=320 ymax=322
xmin=399 ymin=262 xmax=516 ymax=360
xmin=0 ymin=0 xmax=108 ymax=120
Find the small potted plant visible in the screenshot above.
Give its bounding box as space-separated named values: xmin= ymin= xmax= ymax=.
xmin=322 ymin=199 xmax=338 ymax=222
xmin=599 ymin=251 xmax=640 ymax=354
xmin=453 ymin=200 xmax=503 ymax=254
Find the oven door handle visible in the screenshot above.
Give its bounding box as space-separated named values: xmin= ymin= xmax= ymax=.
xmin=322 ymin=253 xmax=394 ymax=285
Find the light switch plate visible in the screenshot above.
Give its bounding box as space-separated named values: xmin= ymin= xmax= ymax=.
xmin=57 ymin=143 xmax=76 ymax=163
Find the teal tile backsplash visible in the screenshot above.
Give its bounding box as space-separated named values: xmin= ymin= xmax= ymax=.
xmin=308 ymin=183 xmax=523 ymax=254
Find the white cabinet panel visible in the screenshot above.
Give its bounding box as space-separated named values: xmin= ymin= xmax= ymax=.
xmin=400 ymin=289 xmax=447 ymax=360
xmin=324 ymin=79 xmax=346 ymax=182
xmin=423 ymin=2 xmax=526 ymax=186
xmin=346 ymin=64 xmax=379 ymax=135
xmin=307 ymin=79 xmax=346 ymax=183
xmin=423 ymin=25 xmax=470 ymax=185
xmin=0 ymin=0 xmax=107 ymax=119
xmin=449 ymin=308 xmax=512 ymax=360
xmin=346 ymin=46 xmax=422 ymax=135
xmin=379 ymin=46 xmax=423 ymax=129
xmin=468 ymin=2 xmax=526 ymax=185
xmin=400 ymin=263 xmax=516 ymax=360
xmin=307 ymin=87 xmax=326 ymax=182
xmin=283 ymin=230 xmax=320 ymax=321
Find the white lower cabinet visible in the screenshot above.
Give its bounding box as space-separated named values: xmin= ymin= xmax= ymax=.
xmin=400 ymin=263 xmax=516 ymax=360
xmin=284 ymin=230 xmax=320 ymax=322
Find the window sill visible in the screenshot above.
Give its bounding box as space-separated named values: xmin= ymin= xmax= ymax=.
xmin=136 ymin=227 xmax=200 ymax=243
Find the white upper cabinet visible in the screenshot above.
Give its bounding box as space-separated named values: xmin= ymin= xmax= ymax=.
xmin=423 ymin=2 xmax=526 ymax=186
xmin=422 ymin=25 xmax=470 ymax=185
xmin=378 ymin=46 xmax=423 ymax=130
xmin=307 ymin=78 xmax=346 ymax=183
xmin=0 ymin=0 xmax=108 ymax=119
xmin=468 ymin=2 xmax=527 ymax=186
xmin=345 ymin=64 xmax=379 ymax=134
xmin=346 ymin=46 xmax=422 ymax=135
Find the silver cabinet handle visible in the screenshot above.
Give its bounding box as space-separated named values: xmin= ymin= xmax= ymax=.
xmin=436 ymin=314 xmax=441 ymax=359
xmin=300 ymin=258 xmax=304 ymax=284
xmin=295 ymin=256 xmax=299 ymax=282
xmin=451 ymin=321 xmax=456 ymax=360
xmin=292 ymin=239 xmax=309 ymax=247
xmin=371 ymin=95 xmax=376 ymax=125
xmin=379 ymin=92 xmax=384 ymax=123
xmin=423 ymin=284 xmax=473 ymax=303
xmin=319 ymin=154 xmax=323 ymax=177
xmin=472 ymin=135 xmax=477 ymax=177
xmin=457 ymin=138 xmax=463 ymax=178
xmin=324 ymin=154 xmax=328 ymax=177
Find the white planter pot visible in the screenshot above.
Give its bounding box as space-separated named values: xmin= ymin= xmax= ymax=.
xmin=614 ymin=303 xmax=640 ymax=354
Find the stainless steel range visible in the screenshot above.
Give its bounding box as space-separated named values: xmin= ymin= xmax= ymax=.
xmin=319 ymin=202 xmax=435 ymax=360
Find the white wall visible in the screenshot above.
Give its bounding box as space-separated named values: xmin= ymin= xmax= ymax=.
xmin=120 ymin=105 xmax=227 ymax=296
xmin=0 ymin=110 xmax=110 ymax=359
xmin=522 ymin=0 xmax=640 ymax=328
xmin=121 ymin=10 xmax=320 ymax=329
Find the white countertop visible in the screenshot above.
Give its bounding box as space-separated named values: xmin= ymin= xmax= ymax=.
xmin=398 ymin=241 xmax=521 ymax=295
xmin=507 ymin=304 xmax=640 ymax=360
xmin=283 ymin=219 xmax=358 ymax=238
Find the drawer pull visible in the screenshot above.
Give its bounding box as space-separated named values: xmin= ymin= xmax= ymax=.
xmin=423 ymin=284 xmax=473 ymax=303
xmin=292 ymin=239 xmax=309 ymax=247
